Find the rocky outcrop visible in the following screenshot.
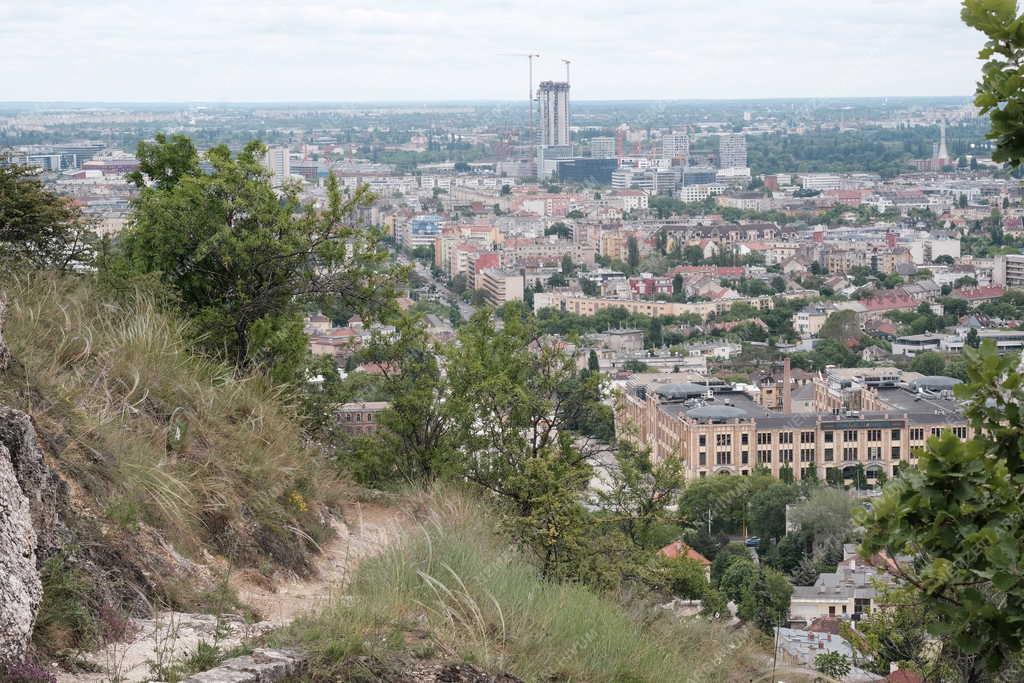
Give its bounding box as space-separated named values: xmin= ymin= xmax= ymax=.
xmin=0 ymin=419 xmax=43 ymax=667
xmin=0 ymin=298 xmax=10 ymax=371
xmin=0 ymin=406 xmax=70 ymax=559
xmin=182 ymin=648 xmax=306 ymax=683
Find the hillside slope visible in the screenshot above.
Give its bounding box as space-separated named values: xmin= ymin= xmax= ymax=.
xmin=277 ymin=487 xmax=767 ymax=683
xmin=0 ymin=273 xmax=345 ymax=656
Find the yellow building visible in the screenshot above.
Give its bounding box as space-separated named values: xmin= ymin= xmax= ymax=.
xmin=616 ymin=373 xmax=970 ymax=484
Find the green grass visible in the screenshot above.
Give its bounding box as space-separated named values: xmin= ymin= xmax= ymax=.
xmin=276 ymin=487 xmax=764 ymax=682
xmin=0 ymin=273 xmax=345 ymax=594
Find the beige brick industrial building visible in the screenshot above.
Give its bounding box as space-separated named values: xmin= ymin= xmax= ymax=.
xmin=616 ymin=365 xmax=969 ymax=484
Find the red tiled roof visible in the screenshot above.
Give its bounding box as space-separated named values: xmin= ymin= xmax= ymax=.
xmin=658 ymin=540 xmax=711 ymax=566
xmin=958 ymin=286 xmax=1005 ymax=300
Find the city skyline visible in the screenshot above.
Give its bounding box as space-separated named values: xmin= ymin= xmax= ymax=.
xmin=2 ymin=1 xmax=986 ymax=102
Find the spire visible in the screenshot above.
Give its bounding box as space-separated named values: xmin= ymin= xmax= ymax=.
xmin=937 ymin=119 xmax=950 ymax=162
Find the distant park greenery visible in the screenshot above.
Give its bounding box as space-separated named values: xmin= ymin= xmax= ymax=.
xmin=747 ymin=123 xmax=990 ymax=178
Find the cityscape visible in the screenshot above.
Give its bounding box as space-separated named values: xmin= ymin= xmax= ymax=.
xmin=1 ymin=2 xmax=1023 ymax=683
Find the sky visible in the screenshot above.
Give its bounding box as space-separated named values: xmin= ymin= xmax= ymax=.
xmin=1 ymin=0 xmax=989 ymax=102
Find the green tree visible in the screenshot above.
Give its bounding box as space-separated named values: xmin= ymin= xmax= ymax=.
xmin=622 ymin=359 xmax=650 ymax=373
xmin=738 ymin=567 xmax=793 ymax=634
xmin=0 ymin=163 xmax=96 ymax=271
xmin=861 ymin=341 xmax=1024 ymax=676
xmin=354 ymin=314 xmax=454 ymax=481
xmin=626 ymin=235 xmax=641 ymax=270
xmin=446 ymin=305 xmax=598 ymax=577
xmin=654 ymin=556 xmax=709 ymax=599
xmin=788 ymin=486 xmax=856 ymax=551
xmin=580 ymin=277 xmax=599 ymax=296
xmin=814 ymin=652 xmax=852 ymax=679
xmin=588 ymin=349 xmax=600 ymax=372
xmin=909 ymin=351 xmax=946 ymax=376
xmin=818 ymin=310 xmax=861 ymax=345
xmin=597 ymin=440 xmax=683 ymax=548
xmin=119 ymin=138 xmax=396 ymax=381
xmin=719 ymin=558 xmax=758 ymax=603
xmin=672 ymin=273 xmax=683 ymax=296
xmin=126 ymin=132 xmax=201 ymax=190
xmin=748 ymin=482 xmax=799 ymax=541
xmin=545 ymin=221 xmax=572 ymax=239
xmin=963 ymin=0 xmax=1024 ymax=165
xmin=966 ymin=327 xmax=981 ymax=348
xmin=846 ymin=586 xmax=933 ymax=676
xmin=711 ymin=542 xmax=752 ymax=584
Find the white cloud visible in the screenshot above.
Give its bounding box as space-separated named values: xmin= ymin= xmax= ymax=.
xmin=0 ymin=0 xmax=986 ymax=101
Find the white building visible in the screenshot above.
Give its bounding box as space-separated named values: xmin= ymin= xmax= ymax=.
xmin=678 ymin=183 xmax=726 ymax=204
xmin=798 ymin=173 xmax=842 ymax=191
xmin=718 ymin=133 xmax=747 ymax=169
xmin=660 ymin=132 xmax=689 ymax=161
xmin=262 ymin=146 xmax=290 ymax=188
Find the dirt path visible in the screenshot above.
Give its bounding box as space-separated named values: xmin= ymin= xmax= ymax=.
xmin=57 ymin=501 xmax=413 ymax=682
xmin=232 ymin=501 xmax=413 ymax=624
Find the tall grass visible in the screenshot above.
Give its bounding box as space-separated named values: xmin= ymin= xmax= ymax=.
xmin=0 ymin=273 xmax=343 ymax=580
xmin=278 ymin=486 xmax=764 ymax=682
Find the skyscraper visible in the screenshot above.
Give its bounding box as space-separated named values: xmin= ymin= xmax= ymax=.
xmin=537 ymin=81 xmax=571 ymax=148
xmin=263 ymin=146 xmax=290 ymax=188
xmin=718 ymin=133 xmax=747 ymax=169
xmin=660 ymin=132 xmax=689 ymax=161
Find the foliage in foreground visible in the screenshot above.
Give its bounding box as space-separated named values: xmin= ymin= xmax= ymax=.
xmin=861 ymin=342 xmax=1024 ymax=679
xmin=963 ymin=0 xmax=1024 ymax=166
xmin=114 ymin=134 xmax=399 ymax=383
xmin=276 ymin=487 xmax=764 ymax=683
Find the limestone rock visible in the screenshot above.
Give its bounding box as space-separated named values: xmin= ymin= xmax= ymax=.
xmin=0 ymin=405 xmax=68 ymax=560
xmin=0 ymin=437 xmax=42 ymax=667
xmin=181 ymin=648 xmax=306 ymax=683
xmin=0 ymin=297 xmax=9 ymax=371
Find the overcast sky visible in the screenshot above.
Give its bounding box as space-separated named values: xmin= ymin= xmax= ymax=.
xmin=1 ymin=0 xmax=987 ymax=102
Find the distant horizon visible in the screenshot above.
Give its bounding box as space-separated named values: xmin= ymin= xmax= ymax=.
xmin=0 ymin=95 xmax=976 ymax=107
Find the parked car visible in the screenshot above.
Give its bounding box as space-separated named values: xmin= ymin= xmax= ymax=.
xmin=744 ymin=537 xmax=761 ymax=547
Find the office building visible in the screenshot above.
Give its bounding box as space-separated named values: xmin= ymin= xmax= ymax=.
xmin=556 ymin=158 xmax=617 ymax=185
xmin=538 ymin=81 xmax=571 ymax=148
xmin=617 ymin=369 xmax=971 ymax=483
xmin=718 ymin=133 xmax=748 ymax=169
xmin=590 ymin=136 xmax=617 ymax=159
xmin=479 ymin=269 xmax=525 ymax=306
xmin=263 ymin=146 xmax=290 ymax=188
xmin=402 ymin=215 xmax=444 ymax=249
xmin=682 ymin=166 xmax=718 ymax=186
xmin=660 ymin=132 xmax=690 ymax=161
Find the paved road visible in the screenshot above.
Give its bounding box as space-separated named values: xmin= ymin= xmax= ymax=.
xmin=413 ymin=262 xmax=476 ymax=321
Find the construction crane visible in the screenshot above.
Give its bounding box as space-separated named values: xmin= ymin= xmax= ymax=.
xmin=499 ymin=53 xmax=540 ymax=145
xmin=561 ymin=58 xmax=571 ymax=83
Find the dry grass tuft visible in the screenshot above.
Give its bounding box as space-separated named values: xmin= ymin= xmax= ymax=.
xmin=0 ymin=273 xmax=345 ymax=582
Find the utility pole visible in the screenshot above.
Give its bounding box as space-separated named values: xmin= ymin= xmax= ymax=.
xmin=529 ymin=54 xmax=539 ymax=146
